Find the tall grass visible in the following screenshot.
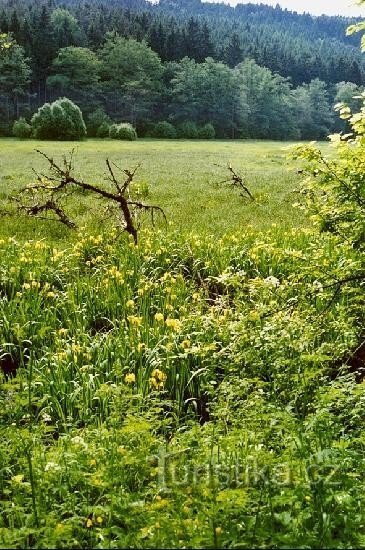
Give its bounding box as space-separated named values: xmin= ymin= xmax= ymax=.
xmin=0 ymin=224 xmax=364 ymax=548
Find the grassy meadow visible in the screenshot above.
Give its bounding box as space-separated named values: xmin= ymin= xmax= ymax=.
xmin=0 ymin=138 xmax=310 ymax=239
xmin=1 ymin=138 xmax=364 ymax=549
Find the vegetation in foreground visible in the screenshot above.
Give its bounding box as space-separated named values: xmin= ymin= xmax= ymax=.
xmin=0 ymin=223 xmax=363 ymax=549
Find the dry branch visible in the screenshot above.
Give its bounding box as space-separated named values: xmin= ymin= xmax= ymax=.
xmin=10 ymin=150 xmax=166 ymax=244
xmin=216 ymin=163 xmax=254 ymax=201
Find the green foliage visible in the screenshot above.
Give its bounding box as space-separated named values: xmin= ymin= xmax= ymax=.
xmin=150 ymin=121 xmax=177 ymax=139
xmin=334 ymin=82 xmax=364 ymax=132
xmin=197 ymin=122 xmax=215 ymax=139
xmin=236 ymin=58 xmax=300 ymax=140
xmin=0 ymin=33 xmax=31 ymax=112
xmin=86 ymin=108 xmax=111 ymax=137
xmin=12 ymin=117 xmax=31 ymax=139
xmin=177 ymin=120 xmax=198 ymax=139
xmin=293 ymin=79 xmax=334 ymax=140
xmin=171 ymin=57 xmax=239 ymax=137
xmin=1 ymin=1 xmax=364 ymax=139
xmin=346 ymin=0 xmax=365 ymax=53
xmin=31 ymin=98 xmax=86 ymax=141
xmin=96 ymin=121 xmax=111 ymax=138
xmin=1 ymin=111 xmax=365 ymax=547
xmin=109 ymin=122 xmax=137 ymax=141
xmin=99 ymin=35 xmax=163 ymax=121
xmin=50 ymin=8 xmax=82 ymax=49
xmin=292 ymin=93 xmax=365 ymax=248
xmin=0 ymin=223 xmax=363 ymax=548
xmin=1 ymin=6 xmax=365 ymax=535
xmin=48 ymin=47 xmax=101 ymax=91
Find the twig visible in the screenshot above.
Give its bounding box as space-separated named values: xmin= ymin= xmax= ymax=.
xmin=216 ymin=163 xmax=254 ymax=200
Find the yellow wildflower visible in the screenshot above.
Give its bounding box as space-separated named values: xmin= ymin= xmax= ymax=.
xmin=71 ymin=343 xmax=82 ymax=353
xmin=128 ymin=315 xmax=143 ymax=327
xmin=181 ymin=340 xmax=191 ymax=349
xmin=149 ymin=368 xmax=167 ymax=390
xmin=152 ymin=369 xmax=167 ymax=382
xmin=86 ymin=518 xmax=93 ymax=528
xmin=165 ymin=318 xmax=182 ymax=331
xmin=248 ymin=311 xmax=261 ymax=322
xmin=154 ymin=312 xmax=164 ymax=322
xmin=126 ymin=299 xmax=135 ymax=308
xmin=11 ymin=474 xmax=24 ymax=484
xmin=125 ymin=373 xmax=136 ymax=384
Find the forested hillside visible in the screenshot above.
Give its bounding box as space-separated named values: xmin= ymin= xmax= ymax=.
xmin=0 ymin=0 xmax=364 ymax=139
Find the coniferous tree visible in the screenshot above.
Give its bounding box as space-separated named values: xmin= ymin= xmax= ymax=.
xmin=224 ymin=33 xmax=243 ymax=68
xmin=31 ymin=5 xmax=56 ymax=102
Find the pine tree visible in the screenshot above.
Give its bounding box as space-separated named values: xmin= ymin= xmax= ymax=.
xmin=31 ymin=6 xmax=56 ymax=103
xmin=347 ymin=60 xmax=363 ymax=85
xmin=200 ymin=22 xmax=215 ymax=60
xmin=184 ymin=18 xmax=201 ymax=61
xmin=0 ymin=10 xmax=8 ymax=33
xmin=224 ymin=33 xmax=243 ymax=68
xmin=9 ymin=10 xmax=21 ymax=43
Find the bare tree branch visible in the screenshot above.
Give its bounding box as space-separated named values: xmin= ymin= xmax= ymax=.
xmin=9 ymin=150 xmax=166 ymax=244
xmin=216 ymin=163 xmax=254 ymax=201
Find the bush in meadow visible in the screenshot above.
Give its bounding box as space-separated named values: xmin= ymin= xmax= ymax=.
xmin=198 ymin=123 xmax=216 ymax=139
xmin=86 ymin=108 xmax=111 ymax=137
xmin=177 ymin=120 xmax=199 ymax=139
xmin=31 ymin=97 xmax=86 ymax=140
xmin=151 ymin=121 xmax=177 ymax=139
xmin=96 ymin=121 xmax=111 ymax=138
xmin=109 ymin=122 xmax=137 ymax=141
xmin=12 ymin=117 xmax=32 ymax=139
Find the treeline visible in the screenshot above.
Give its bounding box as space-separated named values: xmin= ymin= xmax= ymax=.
xmin=0 ymin=0 xmax=363 ymax=86
xmin=0 ymin=0 xmax=364 ymax=139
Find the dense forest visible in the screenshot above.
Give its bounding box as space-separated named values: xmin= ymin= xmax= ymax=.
xmin=0 ymin=0 xmax=364 ymax=139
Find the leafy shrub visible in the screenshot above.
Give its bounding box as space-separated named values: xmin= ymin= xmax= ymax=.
xmin=292 ymin=92 xmax=365 ymax=249
xmin=109 ymin=123 xmax=137 ymax=141
xmin=86 ymin=108 xmax=111 ymax=137
xmin=177 ymin=121 xmax=198 ymax=139
xmin=12 ymin=117 xmax=32 ymax=139
xmin=151 ymin=121 xmax=177 ymax=139
xmin=198 ymin=123 xmax=215 ymax=139
xmin=31 ymin=98 xmax=86 ymax=141
xmin=96 ymin=121 xmax=111 ymax=138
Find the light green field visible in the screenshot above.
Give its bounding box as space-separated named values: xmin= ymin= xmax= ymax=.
xmin=0 ymin=138 xmax=319 ymax=240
